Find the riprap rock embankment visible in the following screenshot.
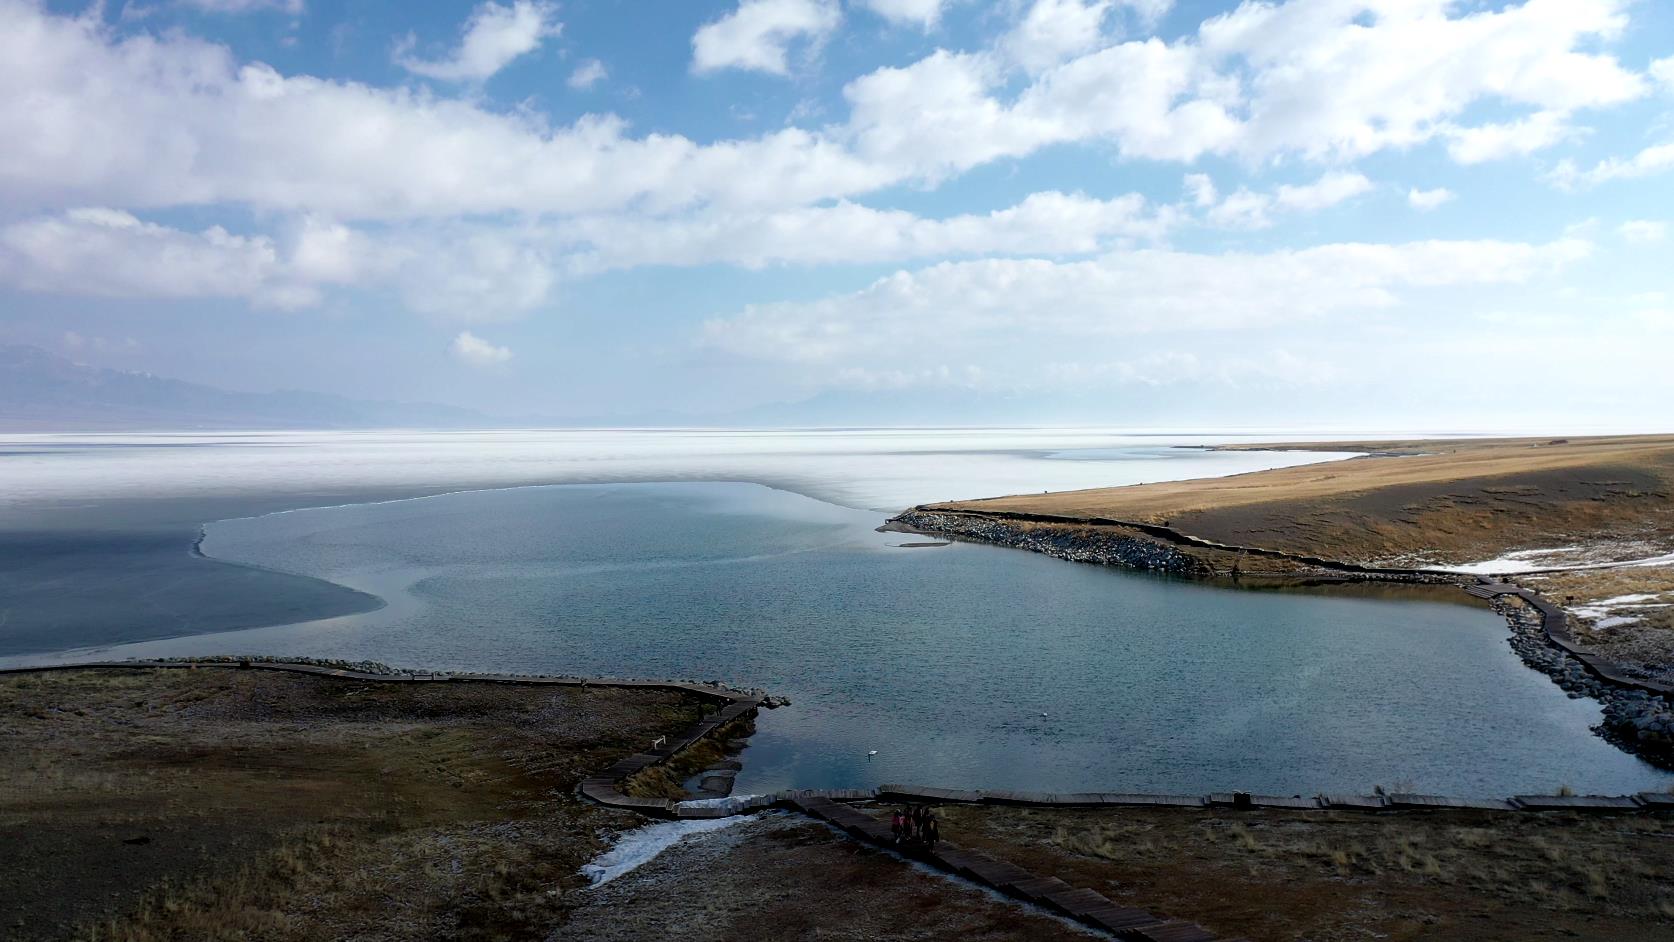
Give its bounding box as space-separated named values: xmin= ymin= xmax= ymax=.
xmin=889 ymin=509 xmax=1213 ymax=577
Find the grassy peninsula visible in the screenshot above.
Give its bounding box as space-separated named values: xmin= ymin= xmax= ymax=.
xmin=920 ymin=434 xmax=1674 ymax=680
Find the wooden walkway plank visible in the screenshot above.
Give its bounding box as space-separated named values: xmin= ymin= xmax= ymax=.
xmin=674 ymin=805 xmax=734 ymax=819
xmin=1084 ymin=906 xmax=1164 ymax=932
xmin=1387 ymin=793 xmax=1518 ymax=811
xmin=1100 ymin=793 xmax=1207 ymax=807
xmin=1250 ymin=795 xmax=1321 ymax=810
xmin=1319 ymin=794 xmax=1387 ymax=810
xmin=776 ymin=800 xmax=1232 ymax=942
xmin=1134 ymin=921 xmax=1218 ymax=942
xmin=1002 ymin=875 xmax=1074 ymax=902
xmin=1512 ymin=795 xmax=1644 ymax=811
xmin=1041 ymin=886 xmax=1116 ymax=917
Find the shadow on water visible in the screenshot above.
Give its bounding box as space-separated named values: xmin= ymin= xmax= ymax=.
xmin=0 ymin=529 xmax=383 ymax=657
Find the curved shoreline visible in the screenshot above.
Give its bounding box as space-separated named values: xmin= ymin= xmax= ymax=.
xmin=5 ymin=658 xmax=1669 ymax=812
xmin=890 ymin=506 xmax=1674 ymax=771
xmin=889 ymin=507 xmax=1460 ymax=582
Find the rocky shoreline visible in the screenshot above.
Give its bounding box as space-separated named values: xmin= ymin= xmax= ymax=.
xmin=895 ymin=507 xmax=1674 ymax=773
xmin=1497 ymin=597 xmax=1674 ymax=770
xmin=889 ymin=509 xmax=1214 ymax=577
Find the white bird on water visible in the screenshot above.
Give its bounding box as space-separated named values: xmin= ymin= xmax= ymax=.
xmin=867 ymin=750 xmax=879 ymax=760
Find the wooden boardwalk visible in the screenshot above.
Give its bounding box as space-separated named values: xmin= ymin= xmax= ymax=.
xmin=6 ymin=660 xmax=1668 ymax=817
xmin=785 ymin=794 xmax=1240 ymax=942
xmin=1471 ymin=581 xmax=1674 ymax=697
xmin=9 ymin=658 xmax=1673 ymax=942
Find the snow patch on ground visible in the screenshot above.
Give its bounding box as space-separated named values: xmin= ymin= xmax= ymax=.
xmin=1595 ymin=594 xmax=1663 ymax=606
xmin=1430 ymin=547 xmax=1585 ymax=574
xmin=1434 ymin=548 xmax=1674 ymax=575
xmin=580 ymin=815 xmax=752 ymax=887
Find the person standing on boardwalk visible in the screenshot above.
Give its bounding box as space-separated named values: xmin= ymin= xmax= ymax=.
xmin=891 ymin=807 xmax=906 ymax=844
xmin=923 ymin=810 xmax=940 ymax=848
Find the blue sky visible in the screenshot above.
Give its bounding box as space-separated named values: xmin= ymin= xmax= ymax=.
xmin=1 ymin=0 xmax=1672 ymax=427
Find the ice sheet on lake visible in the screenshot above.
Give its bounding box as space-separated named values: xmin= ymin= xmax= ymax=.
xmin=0 ymin=428 xmax=1365 ymax=516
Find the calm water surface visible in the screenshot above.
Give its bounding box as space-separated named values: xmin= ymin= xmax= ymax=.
xmin=121 ymin=481 xmax=1674 ymax=798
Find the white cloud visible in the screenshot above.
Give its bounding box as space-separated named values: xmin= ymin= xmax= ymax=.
xmin=1550 ymin=142 xmax=1674 ymax=189
xmin=0 ymin=3 xmax=891 ymax=219
xmin=691 ymin=0 xmax=840 ymax=75
xmin=1273 ymin=171 xmax=1374 ymax=211
xmin=398 ymin=229 xmax=556 ymax=319
xmin=1182 ymin=173 xmax=1216 ymax=208
xmin=449 ymin=330 xmax=512 ymax=366
xmin=1652 ymin=55 xmax=1674 ymax=91
xmin=0 ymin=0 xmax=1661 ymax=349
xmin=0 ymin=208 xmax=561 ymax=319
xmin=1619 ymin=220 xmax=1667 ymax=243
xmin=1408 ymin=187 xmax=1456 ymax=211
xmin=396 ymin=0 xmax=559 ymax=82
xmin=1205 ymin=188 xmax=1274 ymax=229
xmin=1118 ymin=0 xmax=1172 ymax=25
xmin=0 ymin=0 xmax=1653 ymax=231
xmin=1200 ymin=171 xmax=1372 ymax=229
xmin=1445 ymin=110 xmax=1578 ymax=164
xmin=284 ymin=215 xmax=391 ymax=286
xmin=177 ymin=0 xmax=304 ymax=12
xmin=1037 ymin=349 xmax=1342 ymax=390
xmin=1198 ymin=0 xmax=1645 ymax=161
xmin=567 ymin=58 xmax=607 ymax=89
xmin=0 ymin=207 xmax=316 ymax=307
xmin=843 ymin=0 xmax=1647 ymax=180
xmin=0 ymin=185 xmax=1184 ymax=316
xmin=858 ymin=0 xmax=946 ymax=28
xmin=704 ymin=238 xmax=1593 ymax=368
xmin=1005 ymin=0 xmax=1113 ymax=73
xmin=564 ymin=190 xmax=1173 ymax=270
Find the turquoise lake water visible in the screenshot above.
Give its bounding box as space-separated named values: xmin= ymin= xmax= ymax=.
xmin=171 ymin=480 xmax=1674 ymax=798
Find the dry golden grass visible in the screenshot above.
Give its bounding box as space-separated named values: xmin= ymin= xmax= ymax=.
xmin=621 ymin=713 xmax=753 ymax=799
xmin=936 ymin=435 xmax=1674 ymax=526
xmin=941 ymin=804 xmax=1674 ymax=941
xmin=1527 ymin=564 xmax=1674 ymax=679
xmin=0 ymin=668 xmax=701 ymax=941
xmin=927 ymin=434 xmax=1674 ymax=575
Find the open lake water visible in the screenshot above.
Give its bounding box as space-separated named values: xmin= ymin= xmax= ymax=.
xmin=4 ymin=429 xmax=1670 ymax=797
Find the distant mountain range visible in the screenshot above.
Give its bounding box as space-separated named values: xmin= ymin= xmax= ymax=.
xmin=0 ymin=343 xmax=1237 ymax=431
xmin=0 ymin=345 xmax=493 ymax=430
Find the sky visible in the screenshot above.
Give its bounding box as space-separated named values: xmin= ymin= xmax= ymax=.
xmin=0 ymin=0 xmax=1671 ymax=428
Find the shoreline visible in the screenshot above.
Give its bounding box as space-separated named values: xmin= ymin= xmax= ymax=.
xmin=0 ymin=432 xmax=1367 ymax=658
xmin=888 ymin=505 xmax=1674 ymax=772
xmin=5 ymin=658 xmax=1668 ymax=814
xmin=8 ymin=663 xmax=1669 ymax=942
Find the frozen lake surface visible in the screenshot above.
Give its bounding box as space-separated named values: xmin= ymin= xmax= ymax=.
xmin=0 ymin=427 xmax=1363 ymax=518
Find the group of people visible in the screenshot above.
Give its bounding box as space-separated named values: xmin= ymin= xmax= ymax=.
xmin=890 ymin=804 xmax=940 ymax=848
